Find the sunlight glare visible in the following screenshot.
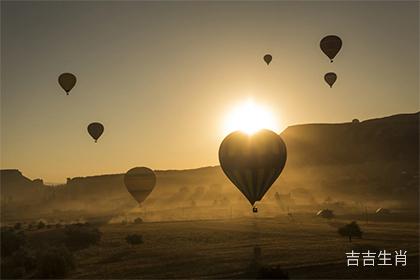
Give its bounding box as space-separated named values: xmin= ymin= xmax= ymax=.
xmin=224 ymin=99 xmax=279 ymax=135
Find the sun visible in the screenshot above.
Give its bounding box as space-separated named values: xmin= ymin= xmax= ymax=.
xmin=223 ymin=99 xmax=279 ymax=135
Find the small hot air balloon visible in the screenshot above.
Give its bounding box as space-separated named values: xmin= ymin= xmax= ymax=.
xmin=263 ymin=54 xmax=272 ymax=65
xmin=219 ymin=129 xmax=287 ymax=212
xmin=320 ymin=35 xmax=342 ymax=62
xmin=58 ymin=73 xmax=77 ymax=95
xmin=124 ymin=167 xmax=156 ymax=204
xmin=324 ymin=72 xmax=337 ymax=88
xmin=375 ymin=208 xmax=391 ymax=215
xmin=87 ymin=122 xmax=104 ymax=143
xmin=317 ymin=209 xmax=335 ymax=219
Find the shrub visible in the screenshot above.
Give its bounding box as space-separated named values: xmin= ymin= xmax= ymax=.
xmin=126 ymin=234 xmax=143 ymax=245
xmin=0 ymin=248 xmax=36 ymax=279
xmin=133 ymin=217 xmax=143 ymax=224
xmin=1 ymin=256 xmax=26 ymax=279
xmin=37 ymin=221 xmax=46 ymax=230
xmin=338 ymin=221 xmax=363 ymax=242
xmin=64 ymin=224 xmax=102 ymax=250
xmin=34 ymin=246 xmax=75 ymax=278
xmin=1 ymin=228 xmax=26 ymax=257
xmin=258 ymin=265 xmax=289 ymax=279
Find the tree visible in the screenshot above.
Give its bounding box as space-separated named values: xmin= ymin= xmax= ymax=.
xmin=338 ymin=221 xmax=363 ymax=242
xmin=1 ymin=228 xmax=26 ymax=257
xmin=126 ymin=234 xmax=143 ymax=245
xmin=64 ymin=224 xmax=102 ymax=250
xmin=258 ymin=265 xmax=289 ymax=279
xmin=1 ymin=248 xmax=36 ymax=279
xmin=34 ymin=246 xmax=75 ymax=278
xmin=37 ymin=221 xmax=46 ymax=230
xmin=133 ymin=217 xmax=143 ymax=224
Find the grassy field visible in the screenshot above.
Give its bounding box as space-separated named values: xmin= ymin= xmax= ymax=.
xmin=57 ymin=216 xmax=419 ymax=279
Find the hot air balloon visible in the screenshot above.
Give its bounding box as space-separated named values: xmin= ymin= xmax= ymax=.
xmin=124 ymin=167 xmax=156 ymax=204
xmin=320 ymin=35 xmax=342 ymax=62
xmin=375 ymin=208 xmax=391 ymax=215
xmin=317 ymin=209 xmax=334 ymax=219
xmin=219 ymin=129 xmax=287 ymax=212
xmin=58 ymin=73 xmax=76 ymax=95
xmin=263 ymin=54 xmax=272 ymax=65
xmin=324 ymin=72 xmax=337 ymax=88
xmin=87 ymin=122 xmax=104 ymax=143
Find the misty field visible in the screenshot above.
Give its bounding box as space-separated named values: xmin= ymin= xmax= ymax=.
xmin=44 ymin=216 xmax=418 ymax=279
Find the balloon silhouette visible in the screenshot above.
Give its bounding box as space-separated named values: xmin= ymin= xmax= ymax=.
xmin=263 ymin=54 xmax=272 ymax=65
xmin=320 ymin=35 xmax=342 ymax=62
xmin=124 ymin=167 xmax=156 ymax=204
xmin=317 ymin=209 xmax=334 ymax=219
xmin=58 ymin=73 xmax=76 ymax=95
xmin=324 ymin=72 xmax=337 ymax=88
xmin=219 ymin=129 xmax=287 ymax=212
xmin=87 ymin=122 xmax=104 ymax=143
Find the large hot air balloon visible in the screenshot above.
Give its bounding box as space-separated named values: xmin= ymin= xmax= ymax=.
xmin=320 ymin=35 xmax=342 ymax=62
xmin=324 ymin=72 xmax=337 ymax=88
xmin=263 ymin=54 xmax=272 ymax=65
xmin=124 ymin=167 xmax=156 ymax=204
xmin=219 ymin=129 xmax=287 ymax=212
xmin=87 ymin=122 xmax=104 ymax=143
xmin=58 ymin=73 xmax=76 ymax=95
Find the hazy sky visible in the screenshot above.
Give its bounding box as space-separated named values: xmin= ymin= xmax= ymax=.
xmin=1 ymin=1 xmax=418 ymax=183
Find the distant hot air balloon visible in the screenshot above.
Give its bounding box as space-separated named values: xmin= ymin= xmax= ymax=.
xmin=263 ymin=54 xmax=272 ymax=65
xmin=324 ymin=72 xmax=337 ymax=88
xmin=320 ymin=35 xmax=342 ymax=62
xmin=317 ymin=209 xmax=335 ymax=219
xmin=124 ymin=167 xmax=156 ymax=204
xmin=58 ymin=73 xmax=76 ymax=95
xmin=375 ymin=208 xmax=391 ymax=215
xmin=219 ymin=129 xmax=287 ymax=212
xmin=87 ymin=122 xmax=104 ymax=143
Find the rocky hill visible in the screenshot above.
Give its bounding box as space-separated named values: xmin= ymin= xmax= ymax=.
xmin=1 ymin=112 xmax=418 ymax=220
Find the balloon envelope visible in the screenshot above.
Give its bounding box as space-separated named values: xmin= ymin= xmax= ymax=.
xmin=58 ymin=73 xmax=76 ymax=95
xmin=218 ymin=129 xmax=287 ymax=206
xmin=263 ymin=54 xmax=272 ymax=65
xmin=320 ymin=35 xmax=342 ymax=62
xmin=324 ymin=72 xmax=337 ymax=88
xmin=375 ymin=208 xmax=391 ymax=215
xmin=317 ymin=209 xmax=334 ymax=219
xmin=124 ymin=167 xmax=156 ymax=204
xmin=87 ymin=122 xmax=104 ymax=142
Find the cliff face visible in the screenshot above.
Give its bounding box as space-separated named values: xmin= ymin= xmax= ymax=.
xmin=1 ymin=169 xmax=32 ymax=185
xmin=281 ymin=112 xmax=418 ymax=166
xmin=1 ymin=112 xmax=418 ymax=212
xmin=0 ymin=169 xmax=45 ymax=204
xmin=275 ymin=112 xmax=419 ymax=205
